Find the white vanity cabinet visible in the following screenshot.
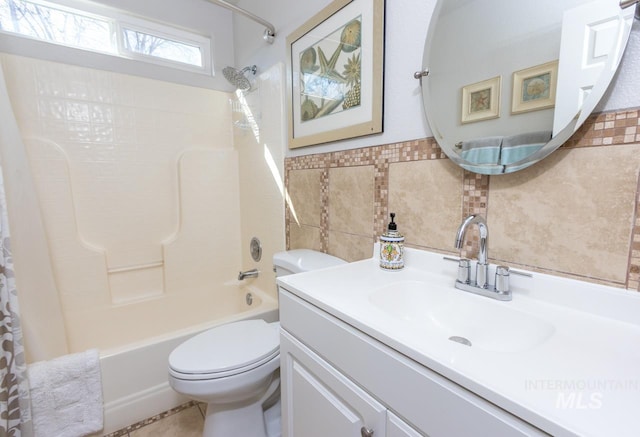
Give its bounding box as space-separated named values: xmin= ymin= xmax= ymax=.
xmin=279 ymin=288 xmax=548 ymax=437
xmin=387 ymin=412 xmax=423 ymax=437
xmin=280 ymin=330 xmax=386 ymax=436
xmin=280 ymin=330 xmax=420 ymax=437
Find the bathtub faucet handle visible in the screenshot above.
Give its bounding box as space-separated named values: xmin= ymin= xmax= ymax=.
xmin=238 ymin=269 xmax=259 ymax=280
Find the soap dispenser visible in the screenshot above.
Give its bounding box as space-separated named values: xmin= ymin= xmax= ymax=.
xmin=379 ymin=213 xmax=405 ymax=270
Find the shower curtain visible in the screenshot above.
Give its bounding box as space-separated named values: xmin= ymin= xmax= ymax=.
xmin=0 ymin=165 xmax=32 ymax=436
xmin=0 ymin=56 xmax=68 ymax=362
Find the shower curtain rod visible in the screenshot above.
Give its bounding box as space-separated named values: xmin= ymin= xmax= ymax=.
xmin=204 ymin=0 xmax=276 ymax=43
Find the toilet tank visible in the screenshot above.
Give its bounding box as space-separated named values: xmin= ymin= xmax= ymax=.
xmin=273 ymin=249 xmax=346 ymax=277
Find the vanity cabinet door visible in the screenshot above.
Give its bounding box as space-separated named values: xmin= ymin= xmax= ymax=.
xmin=280 ymin=330 xmax=386 ymax=437
xmin=387 ymin=412 xmax=424 ymax=437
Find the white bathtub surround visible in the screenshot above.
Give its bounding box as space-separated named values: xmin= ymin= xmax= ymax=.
xmin=28 ymin=349 xmax=103 ymax=436
xmin=0 ymin=53 xmax=240 ymax=353
xmin=235 ymin=62 xmax=287 ymax=302
xmin=0 ymin=54 xmax=290 ymax=357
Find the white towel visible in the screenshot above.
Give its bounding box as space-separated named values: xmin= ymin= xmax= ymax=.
xmin=28 ymin=349 xmax=103 ymax=437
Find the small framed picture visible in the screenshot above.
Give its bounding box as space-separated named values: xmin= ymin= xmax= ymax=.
xmin=461 ymin=76 xmax=501 ymax=124
xmin=511 ymin=60 xmax=558 ymax=114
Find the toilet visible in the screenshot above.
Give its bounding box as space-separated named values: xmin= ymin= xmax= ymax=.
xmin=168 ymin=249 xmax=346 ymax=437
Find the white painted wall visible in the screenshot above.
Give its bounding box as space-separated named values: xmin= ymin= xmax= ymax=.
xmin=234 ymin=0 xmax=640 ymax=157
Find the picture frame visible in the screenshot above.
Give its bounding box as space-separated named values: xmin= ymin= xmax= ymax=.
xmin=286 ymin=0 xmax=385 ymax=149
xmin=461 ymin=76 xmax=501 ymax=124
xmin=511 ymin=60 xmax=558 ymax=114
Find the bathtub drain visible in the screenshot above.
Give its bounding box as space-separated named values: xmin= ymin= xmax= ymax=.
xmin=245 ymin=292 xmax=253 ymax=306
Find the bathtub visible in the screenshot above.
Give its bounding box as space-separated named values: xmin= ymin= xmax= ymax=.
xmin=98 ymin=284 xmax=278 ymax=434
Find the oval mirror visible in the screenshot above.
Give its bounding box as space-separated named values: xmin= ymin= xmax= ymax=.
xmin=421 ymin=0 xmax=636 ymax=175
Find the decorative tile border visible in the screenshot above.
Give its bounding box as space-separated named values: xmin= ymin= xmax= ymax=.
xmin=564 ymin=108 xmax=640 ymax=148
xmin=374 ymin=160 xmax=389 ymax=236
xmin=284 ymin=164 xmax=290 ymax=251
xmin=630 ymin=174 xmax=640 ymax=291
xmin=320 ymin=169 xmax=330 ymax=253
xmin=284 ymin=153 xmax=331 ymax=250
xmin=285 ymin=107 xmax=640 ymax=290
xmin=103 ymin=401 xmax=200 ymax=437
xmin=459 ymin=172 xmax=490 ymax=259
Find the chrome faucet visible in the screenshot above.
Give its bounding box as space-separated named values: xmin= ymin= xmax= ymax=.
xmin=454 ymin=214 xmax=511 ymax=301
xmin=238 ymin=268 xmax=259 ymax=280
xmin=455 ymin=214 xmax=489 ymax=288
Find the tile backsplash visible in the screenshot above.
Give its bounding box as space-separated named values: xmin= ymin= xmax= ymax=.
xmin=285 ymin=108 xmax=640 ymax=291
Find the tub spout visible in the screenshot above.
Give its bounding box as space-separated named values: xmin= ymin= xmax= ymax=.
xmin=238 ymin=269 xmax=259 ymax=280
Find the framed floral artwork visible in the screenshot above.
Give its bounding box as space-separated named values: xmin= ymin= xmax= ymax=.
xmin=461 ymin=76 xmax=501 ymax=124
xmin=511 ymin=60 xmax=558 ymax=114
xmin=286 ymin=0 xmax=385 ymax=149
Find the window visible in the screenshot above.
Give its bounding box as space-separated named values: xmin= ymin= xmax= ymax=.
xmin=117 ymin=17 xmax=210 ymax=70
xmin=121 ymin=27 xmax=203 ymax=68
xmin=0 ymin=0 xmax=114 ymax=53
xmin=0 ymin=0 xmax=212 ymax=74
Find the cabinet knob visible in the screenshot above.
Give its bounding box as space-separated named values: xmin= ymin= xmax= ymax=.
xmin=360 ymin=427 xmax=374 ymax=437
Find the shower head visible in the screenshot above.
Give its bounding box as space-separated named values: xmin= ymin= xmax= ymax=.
xmin=223 ymin=65 xmax=257 ymax=91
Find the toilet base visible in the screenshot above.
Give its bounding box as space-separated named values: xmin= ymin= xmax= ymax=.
xmin=264 ymin=398 xmax=282 ymax=437
xmin=204 ymin=400 xmax=268 ymax=437
xmin=202 ymin=375 xmax=280 ymax=437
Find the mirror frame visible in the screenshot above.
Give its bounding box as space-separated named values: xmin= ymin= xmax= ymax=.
xmin=421 ymin=0 xmax=636 ymax=175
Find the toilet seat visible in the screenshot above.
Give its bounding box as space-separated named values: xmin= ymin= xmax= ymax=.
xmin=169 ymin=320 xmax=280 ymax=381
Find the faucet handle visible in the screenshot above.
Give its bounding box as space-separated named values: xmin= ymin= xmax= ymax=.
xmin=457 ymin=258 xmax=471 ymax=284
xmin=495 ymin=265 xmax=510 ymax=294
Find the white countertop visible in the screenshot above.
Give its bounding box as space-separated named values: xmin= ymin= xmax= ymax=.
xmin=277 ymin=247 xmax=640 ymax=437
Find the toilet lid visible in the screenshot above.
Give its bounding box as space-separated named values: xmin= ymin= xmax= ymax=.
xmin=169 ymin=320 xmax=279 ymax=377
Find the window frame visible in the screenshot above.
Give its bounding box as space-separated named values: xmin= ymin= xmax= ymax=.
xmin=0 ymin=0 xmax=214 ymax=76
xmin=115 ymin=15 xmax=212 ymax=74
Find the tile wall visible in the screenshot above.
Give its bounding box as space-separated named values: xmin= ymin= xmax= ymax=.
xmin=285 ymin=108 xmax=640 ymax=291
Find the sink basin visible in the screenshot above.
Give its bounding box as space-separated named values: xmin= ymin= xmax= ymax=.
xmin=369 ymin=281 xmax=555 ymax=353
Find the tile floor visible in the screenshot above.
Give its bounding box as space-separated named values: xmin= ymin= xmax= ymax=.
xmin=105 ymin=399 xmax=281 ymax=437
xmin=105 ymin=402 xmax=204 ymax=437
